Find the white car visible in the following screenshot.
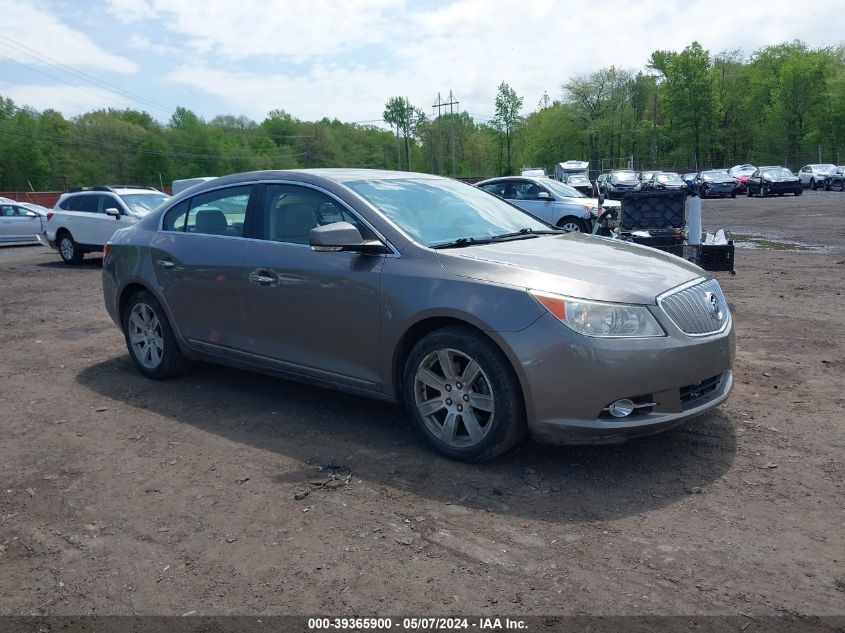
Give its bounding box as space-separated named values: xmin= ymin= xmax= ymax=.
xmin=44 ymin=186 xmax=169 ymax=264
xmin=797 ymin=164 xmax=836 ymax=190
xmin=0 ymin=200 xmax=48 ymax=243
xmin=476 ymin=176 xmax=621 ymax=233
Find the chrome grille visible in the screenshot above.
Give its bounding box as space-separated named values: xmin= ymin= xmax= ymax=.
xmin=659 ymin=279 xmax=729 ymax=335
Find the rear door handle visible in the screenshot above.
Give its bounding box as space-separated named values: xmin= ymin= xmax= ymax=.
xmin=249 ymin=270 xmax=277 ymax=285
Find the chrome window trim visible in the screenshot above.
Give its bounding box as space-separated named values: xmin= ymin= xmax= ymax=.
xmin=157 ymin=179 xmax=400 ymax=258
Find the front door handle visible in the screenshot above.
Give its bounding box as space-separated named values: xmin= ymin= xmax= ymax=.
xmin=249 ymin=270 xmax=277 ymax=285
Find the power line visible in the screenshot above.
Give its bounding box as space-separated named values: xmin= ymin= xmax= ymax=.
xmin=0 ymin=36 xmax=174 ymax=115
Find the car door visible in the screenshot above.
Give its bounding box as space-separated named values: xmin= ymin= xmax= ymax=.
xmin=94 ymin=194 xmax=131 ymax=245
xmin=503 ymin=180 xmax=555 ymax=223
xmin=748 ymin=169 xmax=762 ymax=193
xmin=149 ymin=184 xmax=255 ymax=354
xmin=242 ymin=182 xmax=384 ymax=387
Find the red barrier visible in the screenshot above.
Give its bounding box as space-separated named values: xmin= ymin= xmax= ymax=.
xmin=0 ymin=191 xmax=63 ymax=208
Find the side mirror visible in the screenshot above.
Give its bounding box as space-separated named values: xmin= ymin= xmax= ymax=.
xmin=105 ymin=207 xmax=121 ymax=218
xmin=537 ymin=191 xmax=551 ymax=200
xmin=309 ymin=221 xmax=388 ymax=255
xmin=26 ymin=210 xmax=38 ymax=217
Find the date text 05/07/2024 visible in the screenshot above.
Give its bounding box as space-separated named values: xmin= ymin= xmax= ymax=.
xmin=307 ymin=617 xmax=528 ymax=630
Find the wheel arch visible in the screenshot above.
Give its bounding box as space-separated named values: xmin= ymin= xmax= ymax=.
xmin=391 ymin=316 xmax=530 ymax=414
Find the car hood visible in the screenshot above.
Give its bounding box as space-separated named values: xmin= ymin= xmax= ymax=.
xmin=437 ymin=233 xmax=703 ymax=305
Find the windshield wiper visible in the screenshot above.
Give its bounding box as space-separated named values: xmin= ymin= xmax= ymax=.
xmin=432 ymin=236 xmax=493 ymax=249
xmin=490 ymin=228 xmax=560 ymax=241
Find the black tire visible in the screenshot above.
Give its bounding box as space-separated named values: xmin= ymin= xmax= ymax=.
xmin=810 ymin=179 xmax=816 ymax=190
xmin=761 ymin=185 xmax=769 ymax=198
xmin=778 ymin=192 xmax=784 ymax=197
xmin=57 ymin=231 xmax=84 ymax=264
xmin=730 ymin=191 xmax=736 ymax=198
xmin=402 ymin=325 xmax=526 ymax=462
xmin=122 ymin=289 xmax=191 ymax=380
xmin=557 ymin=217 xmax=588 ymax=233
xmin=747 ymin=185 xmax=753 ymax=197
xmin=795 ymin=187 xmax=803 ymax=196
xmin=824 ymin=181 xmax=831 ymax=191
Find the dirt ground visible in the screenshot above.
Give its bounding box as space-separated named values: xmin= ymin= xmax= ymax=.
xmin=0 ymin=190 xmax=843 ymax=619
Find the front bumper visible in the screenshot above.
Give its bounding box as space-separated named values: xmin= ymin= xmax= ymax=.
xmin=701 ymin=183 xmax=736 ymax=197
xmin=497 ymin=309 xmax=735 ymax=445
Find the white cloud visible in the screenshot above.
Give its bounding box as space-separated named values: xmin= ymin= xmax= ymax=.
xmin=0 ymin=81 xmax=131 ymax=115
xmin=105 ymin=0 xmax=155 ymax=23
xmin=139 ymin=0 xmax=845 ymax=123
xmin=106 ymin=0 xmax=407 ymax=60
xmin=128 ymin=34 xmax=180 ymax=56
xmin=0 ymin=0 xmax=139 ymax=74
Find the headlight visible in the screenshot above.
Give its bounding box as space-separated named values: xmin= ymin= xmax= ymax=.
xmin=529 ymin=290 xmax=665 ymax=338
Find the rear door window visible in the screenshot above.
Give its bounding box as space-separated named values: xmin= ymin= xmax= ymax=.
xmin=75 ymin=195 xmax=101 ymax=214
xmin=185 ymin=186 xmax=251 ymax=236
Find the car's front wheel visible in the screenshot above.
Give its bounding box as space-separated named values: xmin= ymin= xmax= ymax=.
xmin=557 ymin=217 xmax=588 ymax=233
xmin=123 ymin=290 xmax=191 ymax=379
xmin=58 ymin=232 xmax=84 ymax=264
xmin=810 ymin=178 xmax=816 ymax=190
xmin=403 ymin=326 xmax=526 ymax=462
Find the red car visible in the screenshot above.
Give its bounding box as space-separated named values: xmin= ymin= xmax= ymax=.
xmin=728 ymin=164 xmax=756 ymax=193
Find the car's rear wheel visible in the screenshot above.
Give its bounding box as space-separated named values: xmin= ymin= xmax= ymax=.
xmin=810 ymin=178 xmax=816 ymax=190
xmin=58 ymin=232 xmax=84 ymax=264
xmin=557 ymin=217 xmax=587 ymax=233
xmin=123 ymin=290 xmax=191 ymax=379
xmin=761 ymin=184 xmax=769 ymax=198
xmin=746 ymin=185 xmax=753 ymax=197
xmin=795 ymin=187 xmax=803 ymax=196
xmin=403 ymin=326 xmax=526 ymax=462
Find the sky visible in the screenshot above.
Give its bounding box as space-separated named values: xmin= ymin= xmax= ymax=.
xmin=1 ymin=0 xmax=843 ymax=127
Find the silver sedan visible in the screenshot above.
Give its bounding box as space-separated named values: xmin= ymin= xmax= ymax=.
xmin=103 ymin=170 xmax=734 ymax=461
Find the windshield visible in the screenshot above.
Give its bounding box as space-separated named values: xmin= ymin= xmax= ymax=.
xmin=345 ymin=178 xmax=551 ymax=247
xmin=702 ymin=170 xmax=728 ymax=180
xmin=120 ymin=193 xmax=170 ymax=216
xmin=657 ymin=173 xmax=683 ymax=183
xmin=544 ymin=180 xmax=587 ymax=199
xmin=610 ymin=172 xmax=638 ymax=183
xmin=566 ymin=174 xmax=590 ymax=184
xmin=763 ymin=168 xmax=793 ymax=178
xmin=811 ymin=164 xmax=836 ymax=173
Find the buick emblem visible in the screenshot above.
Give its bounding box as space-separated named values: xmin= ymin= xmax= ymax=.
xmin=706 ymin=292 xmax=723 ymax=321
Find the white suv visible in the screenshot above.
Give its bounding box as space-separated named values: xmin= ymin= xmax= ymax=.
xmin=797 ymin=164 xmax=836 ymax=190
xmin=44 ymin=186 xmax=169 ymax=264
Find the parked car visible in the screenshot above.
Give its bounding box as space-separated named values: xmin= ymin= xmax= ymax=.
xmin=638 ymin=170 xmax=658 ymax=183
xmin=0 ymin=200 xmax=48 ymax=243
xmin=476 ymin=176 xmax=620 ymax=234
xmin=824 ymin=166 xmax=845 ymax=191
xmin=682 ymin=172 xmax=698 ymax=189
xmin=693 ymin=170 xmax=738 ymax=198
xmin=103 ymin=169 xmax=734 ymax=462
xmin=640 ymin=172 xmax=690 ymax=194
xmin=746 ymin=166 xmax=803 ymax=197
xmin=601 ymin=170 xmax=641 ymax=199
xmin=728 ymin=164 xmax=756 ymax=193
xmin=798 ymin=164 xmax=836 ymax=190
xmin=594 ymin=172 xmax=609 ymax=196
xmin=560 ymin=173 xmax=593 ymax=196
xmin=44 ymin=186 xmax=170 ymax=263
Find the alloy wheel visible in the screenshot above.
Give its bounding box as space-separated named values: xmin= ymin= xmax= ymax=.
xmin=560 ymin=221 xmax=582 ymax=233
xmin=413 ymin=348 xmax=495 ymax=448
xmin=128 ymin=302 xmax=164 ymax=369
xmin=60 ymin=237 xmax=74 ymax=260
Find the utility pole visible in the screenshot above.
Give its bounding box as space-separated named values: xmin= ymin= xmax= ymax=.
xmin=433 ymin=91 xmax=460 ymax=177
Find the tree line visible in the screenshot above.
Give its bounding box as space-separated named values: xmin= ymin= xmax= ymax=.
xmin=1 ymin=39 xmax=843 ymax=191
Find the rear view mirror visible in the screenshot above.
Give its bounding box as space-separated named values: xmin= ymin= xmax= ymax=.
xmin=105 ymin=207 xmax=121 ymax=218
xmin=309 ymin=221 xmax=388 ymax=255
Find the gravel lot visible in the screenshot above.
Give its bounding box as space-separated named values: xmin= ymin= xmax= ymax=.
xmin=1 ymin=191 xmax=843 ymax=619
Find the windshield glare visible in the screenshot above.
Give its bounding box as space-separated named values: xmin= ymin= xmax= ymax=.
xmin=611 ymin=172 xmax=638 ymax=182
xmin=544 ymin=180 xmax=586 ymax=198
xmin=702 ymin=170 xmax=727 ymax=180
xmin=345 ymin=178 xmax=551 ymax=247
xmin=121 ymin=193 xmax=170 ymax=216
xmin=764 ymin=168 xmax=793 ymax=178
xmin=657 ymin=173 xmax=682 ymax=183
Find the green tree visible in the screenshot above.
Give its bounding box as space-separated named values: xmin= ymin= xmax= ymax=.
xmin=492 ymin=82 xmax=523 ymax=175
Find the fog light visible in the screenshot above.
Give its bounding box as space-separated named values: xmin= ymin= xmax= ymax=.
xmin=608 ymin=399 xmax=635 ymax=418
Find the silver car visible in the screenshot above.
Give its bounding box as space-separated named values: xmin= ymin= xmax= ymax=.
xmin=103 ymin=169 xmax=735 ymax=462
xmin=0 ymin=200 xmax=48 ymax=243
